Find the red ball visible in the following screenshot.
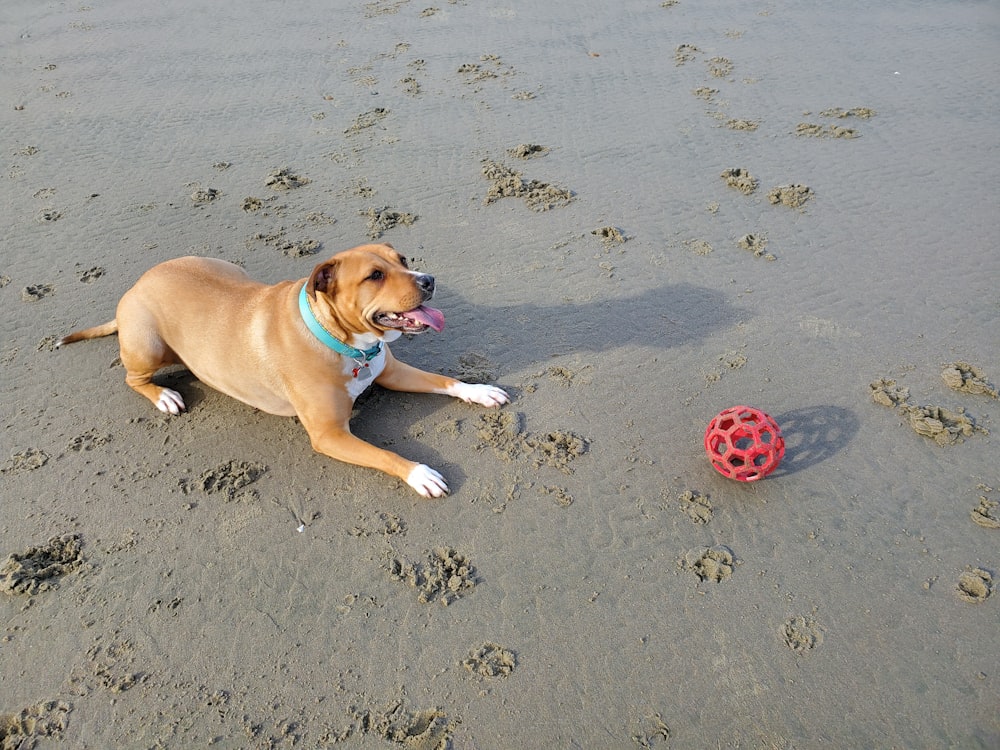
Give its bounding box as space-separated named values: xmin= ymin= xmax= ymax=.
xmin=704 ymin=406 xmax=785 ymax=482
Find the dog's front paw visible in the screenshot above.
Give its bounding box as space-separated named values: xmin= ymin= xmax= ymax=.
xmin=407 ymin=464 xmax=449 ymax=498
xmin=156 ymin=388 xmax=186 ymax=416
xmin=451 ymin=382 xmax=510 ymax=408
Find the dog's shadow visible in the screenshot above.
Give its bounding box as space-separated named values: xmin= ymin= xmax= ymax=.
xmin=355 ymin=282 xmax=745 ymax=492
xmin=415 ymin=282 xmax=745 ymax=373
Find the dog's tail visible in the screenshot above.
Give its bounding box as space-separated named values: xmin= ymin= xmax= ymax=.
xmin=55 ymin=320 xmax=118 ymax=348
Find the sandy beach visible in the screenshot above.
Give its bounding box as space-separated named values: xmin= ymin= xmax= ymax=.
xmin=2 ymin=0 xmax=998 ymax=747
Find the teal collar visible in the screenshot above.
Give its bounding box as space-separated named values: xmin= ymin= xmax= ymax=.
xmin=298 ymin=284 xmax=382 ymax=362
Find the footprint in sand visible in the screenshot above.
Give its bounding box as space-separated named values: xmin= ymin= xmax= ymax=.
xmin=0 ymin=534 xmax=84 ymax=595
xmin=21 ymin=284 xmax=54 ymax=302
xmin=781 ymin=615 xmax=824 ymax=653
xmin=768 ymin=184 xmax=813 ymax=208
xmin=180 ymin=460 xmax=268 ymax=501
xmin=941 ymin=361 xmax=997 ymax=398
xmin=971 ymin=493 xmax=1000 ymax=529
xmin=679 ymin=545 xmax=735 ymax=582
xmin=462 ymin=642 xmax=517 ymax=678
xmin=677 ymin=490 xmax=713 ymax=525
xmin=76 ymin=266 xmax=105 ymax=283
xmin=956 ymin=568 xmax=993 ymax=603
xmin=1 ymin=447 xmax=49 ymax=473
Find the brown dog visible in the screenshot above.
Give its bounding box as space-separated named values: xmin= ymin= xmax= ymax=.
xmin=57 ymin=244 xmax=509 ymax=497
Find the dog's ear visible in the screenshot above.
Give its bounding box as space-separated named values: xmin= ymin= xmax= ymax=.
xmin=306 ymin=259 xmax=338 ymax=298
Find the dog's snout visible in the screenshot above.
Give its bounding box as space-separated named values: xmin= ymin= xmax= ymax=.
xmin=415 ymin=274 xmax=435 ymax=296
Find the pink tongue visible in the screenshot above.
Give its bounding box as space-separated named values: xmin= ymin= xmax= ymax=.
xmin=406 ymin=305 xmax=445 ymax=332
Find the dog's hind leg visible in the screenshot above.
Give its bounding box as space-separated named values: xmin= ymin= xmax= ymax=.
xmin=116 ymin=303 xmax=186 ymax=415
xmin=120 ymin=341 xmax=186 ymax=415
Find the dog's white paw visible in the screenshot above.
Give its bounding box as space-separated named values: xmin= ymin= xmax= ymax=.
xmin=450 ymin=382 xmax=510 ymax=408
xmin=156 ymin=388 xmax=186 ymax=416
xmin=407 ymin=464 xmax=449 ymax=498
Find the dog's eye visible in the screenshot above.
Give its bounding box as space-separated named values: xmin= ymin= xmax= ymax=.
xmin=367 ymin=269 xmax=384 ymax=282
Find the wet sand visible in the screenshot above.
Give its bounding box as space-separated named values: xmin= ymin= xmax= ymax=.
xmin=2 ymin=1 xmax=998 ymax=747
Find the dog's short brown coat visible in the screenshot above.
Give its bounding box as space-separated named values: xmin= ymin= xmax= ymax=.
xmin=58 ymin=244 xmax=508 ymax=496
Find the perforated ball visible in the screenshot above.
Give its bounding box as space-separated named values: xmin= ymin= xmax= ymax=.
xmin=704 ymin=406 xmax=784 ymax=482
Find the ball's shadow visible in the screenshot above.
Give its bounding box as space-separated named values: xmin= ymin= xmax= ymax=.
xmin=773 ymin=405 xmax=860 ymax=476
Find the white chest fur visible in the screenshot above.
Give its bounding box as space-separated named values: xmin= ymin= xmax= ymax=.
xmin=344 ymin=348 xmax=386 ymax=401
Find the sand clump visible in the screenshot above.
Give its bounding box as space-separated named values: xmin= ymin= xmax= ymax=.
xmin=477 ymin=410 xmax=525 ymax=461
xmin=507 ymin=143 xmax=548 ymax=159
xmin=679 ymin=545 xmax=735 ymax=582
xmin=264 ymin=167 xmax=310 ymax=190
xmin=674 ymin=44 xmax=700 ymax=65
xmin=707 ymin=56 xmax=733 ymax=78
xmin=398 ymin=75 xmax=420 ymax=96
xmin=462 ymin=643 xmax=517 ymax=678
xmin=477 ymin=411 xmax=588 ymax=473
xmin=738 ymin=233 xmax=775 ymax=260
xmin=335 ymin=700 xmax=453 ymax=748
xmin=481 ymin=159 xmax=574 ymax=211
xmin=361 ymin=206 xmax=418 ymax=239
xmin=1 ymin=447 xmax=49 ymax=474
xmin=1 ymin=534 xmax=84 ymax=596
xmin=903 ymin=404 xmax=982 ymax=445
xmin=686 ymin=238 xmax=713 ymax=256
xmin=819 ymin=106 xmax=876 ymax=119
xmin=795 ymin=123 xmax=859 ymax=139
xmin=344 ymin=107 xmax=389 ymax=136
xmin=180 ymin=460 xmax=268 ymax=500
xmin=387 ymin=547 xmax=477 ymax=606
xmin=870 ymin=376 xmax=987 ymax=444
xmin=249 ymin=229 xmax=322 ymax=257
xmin=540 ymin=484 xmax=574 ymax=507
xmin=534 ymin=363 xmax=593 ymax=388
xmin=351 ymin=511 xmax=407 ymax=538
xmin=67 ymin=637 xmax=148 ymax=695
xmin=721 ymin=167 xmax=757 ymax=195
xmin=970 ymin=494 xmax=1000 ymax=529
xmin=189 ymin=186 xmax=220 ymax=203
xmin=869 ymin=378 xmax=910 ymax=408
xmin=725 ymin=118 xmax=758 ymax=131
xmin=66 ymin=429 xmax=112 ymax=453
xmin=941 ymin=362 xmax=997 ymax=398
xmin=457 ymin=54 xmax=516 ymax=84
xmin=525 ymin=431 xmax=588 ymax=473
xmin=956 ymin=568 xmax=993 ymax=603
xmin=768 ymin=184 xmax=813 ymax=208
xmin=0 ymin=700 xmax=73 ymax=746
xmin=677 ymin=490 xmax=713 ymax=524
xmin=591 ymin=225 xmax=628 ymax=247
xmin=781 ymin=615 xmax=824 ymax=653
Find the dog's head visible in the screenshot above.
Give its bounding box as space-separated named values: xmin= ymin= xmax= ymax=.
xmin=305 ymin=243 xmax=445 ymax=341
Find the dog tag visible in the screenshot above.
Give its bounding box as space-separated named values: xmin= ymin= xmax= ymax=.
xmin=353 ymin=363 xmax=372 ymax=381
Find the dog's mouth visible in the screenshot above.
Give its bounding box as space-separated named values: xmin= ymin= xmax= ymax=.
xmin=374 ymin=305 xmax=445 ymax=333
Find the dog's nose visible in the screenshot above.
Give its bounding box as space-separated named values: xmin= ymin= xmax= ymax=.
xmin=415 ymin=274 xmax=435 ymax=296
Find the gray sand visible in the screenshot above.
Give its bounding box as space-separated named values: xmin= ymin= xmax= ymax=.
xmin=2 ymin=1 xmax=998 ymax=747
